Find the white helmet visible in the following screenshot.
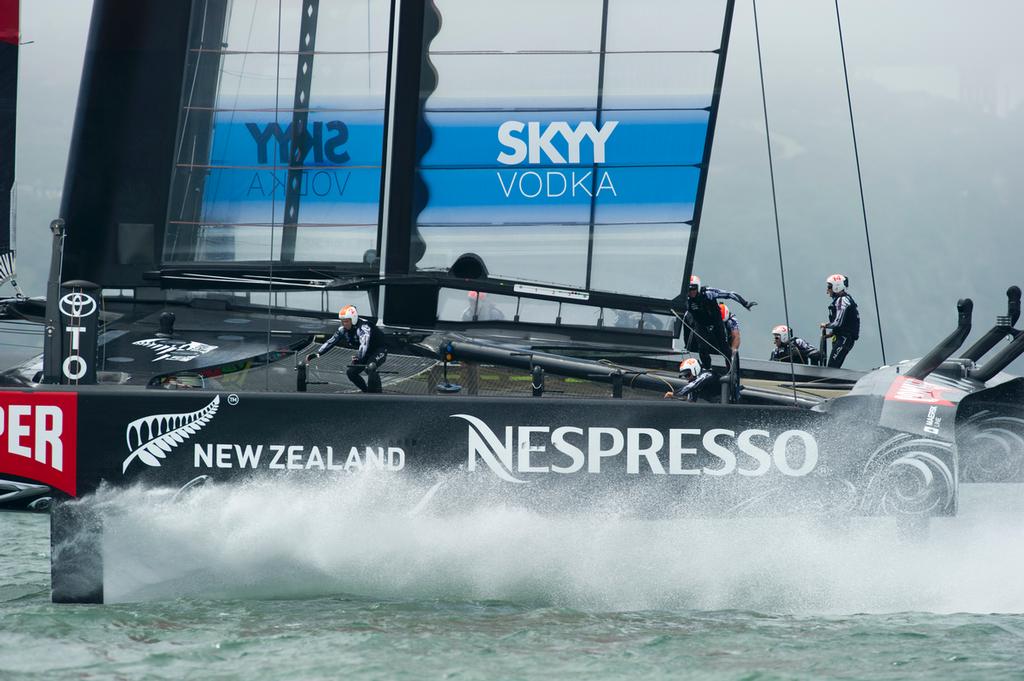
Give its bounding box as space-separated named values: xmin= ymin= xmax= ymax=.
xmin=826 ymin=273 xmax=847 ymax=293
xmin=772 ymin=324 xmax=791 ymax=343
xmin=679 ymin=357 xmax=701 ymax=377
xmin=338 ymin=305 xmax=359 ymax=324
xmin=689 ymin=274 xmax=701 ymax=289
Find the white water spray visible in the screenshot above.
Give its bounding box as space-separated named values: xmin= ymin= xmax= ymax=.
xmin=91 ymin=473 xmax=1024 ymax=613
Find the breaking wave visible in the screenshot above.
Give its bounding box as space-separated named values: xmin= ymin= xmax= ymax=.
xmin=85 ymin=472 xmax=1024 ymax=613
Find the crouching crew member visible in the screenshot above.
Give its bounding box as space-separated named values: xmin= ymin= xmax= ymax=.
xmin=663 ymin=357 xmax=719 ymax=403
xmin=306 ymin=305 xmax=388 ymax=392
xmin=682 ymin=275 xmax=756 ymax=372
xmin=819 ymin=273 xmax=859 ymax=368
xmin=769 ymin=324 xmax=822 ymax=365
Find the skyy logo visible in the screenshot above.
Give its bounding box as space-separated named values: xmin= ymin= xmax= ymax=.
xmin=246 ymin=121 xmax=350 ymax=165
xmin=242 ymin=120 xmax=353 ymax=200
xmin=495 ymin=120 xmax=619 ymax=200
xmin=451 ymin=414 xmax=818 ymax=483
xmin=0 ymin=392 xmax=78 ymax=496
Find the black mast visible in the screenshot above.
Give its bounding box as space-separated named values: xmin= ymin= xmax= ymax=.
xmin=0 ymin=0 xmax=17 ymax=286
xmin=377 ymin=0 xmax=440 ymax=327
xmin=60 ymin=0 xmax=194 ymax=287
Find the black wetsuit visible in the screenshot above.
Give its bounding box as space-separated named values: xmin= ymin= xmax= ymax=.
xmin=317 ymin=319 xmax=388 ymax=392
xmin=824 ymin=292 xmax=859 ymax=368
xmin=671 ymin=370 xmax=720 ymax=403
xmin=683 ymin=287 xmax=750 ymax=371
xmin=770 ymin=337 xmax=822 ymax=365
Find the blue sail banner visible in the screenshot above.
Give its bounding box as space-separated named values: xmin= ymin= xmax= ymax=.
xmin=199 ymin=99 xmax=707 ymax=227
xmin=200 ymin=106 xmax=383 ymax=226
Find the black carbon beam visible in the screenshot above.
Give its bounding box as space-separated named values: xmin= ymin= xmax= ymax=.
xmin=377 ymin=0 xmax=441 ymax=327
xmin=42 ymin=220 xmax=65 ymax=383
xmin=51 ymin=501 xmax=104 ymax=604
xmin=280 ymin=0 xmax=320 ymax=262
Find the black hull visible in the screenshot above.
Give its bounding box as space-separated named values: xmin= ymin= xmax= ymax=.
xmin=0 ymin=385 xmax=960 ymax=602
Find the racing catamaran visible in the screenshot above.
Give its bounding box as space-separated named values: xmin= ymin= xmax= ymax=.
xmin=1 ymin=0 xmax=1022 ymax=603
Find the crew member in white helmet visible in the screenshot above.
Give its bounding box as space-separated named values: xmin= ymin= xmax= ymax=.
xmin=663 ymin=357 xmax=718 ymax=402
xmin=306 ymin=305 xmax=388 ymax=392
xmin=819 ymin=274 xmax=859 ymax=368
xmin=769 ymin=324 xmax=822 ymax=365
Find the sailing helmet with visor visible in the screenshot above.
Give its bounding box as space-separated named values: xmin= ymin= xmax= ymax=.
xmin=338 ymin=305 xmax=359 ymax=324
xmin=772 ymin=324 xmax=791 ymax=343
xmin=826 ymin=273 xmax=847 ymax=293
xmin=679 ymin=357 xmax=702 ymax=378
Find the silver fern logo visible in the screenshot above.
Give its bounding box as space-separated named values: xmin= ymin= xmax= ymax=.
xmin=132 ymin=338 xmax=218 ymax=363
xmin=123 ymin=396 xmax=221 ymax=473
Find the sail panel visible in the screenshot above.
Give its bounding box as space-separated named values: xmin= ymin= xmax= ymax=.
xmin=604 ymin=0 xmax=727 ymax=52
xmin=405 ymin=0 xmax=731 ymax=302
xmin=164 ymin=0 xmax=390 ymax=266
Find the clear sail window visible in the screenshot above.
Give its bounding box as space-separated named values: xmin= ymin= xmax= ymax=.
xmin=164 ymin=0 xmax=389 ymax=265
xmin=409 ymin=0 xmax=728 ymax=303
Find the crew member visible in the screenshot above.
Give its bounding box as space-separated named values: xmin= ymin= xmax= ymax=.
xmin=306 ymin=305 xmax=388 ymax=393
xmin=681 ymin=275 xmax=757 ymax=372
xmin=663 ymin=357 xmax=718 ymax=402
xmin=462 ymin=290 xmax=505 ymax=322
xmin=820 ymin=273 xmax=859 ymax=368
xmin=769 ymin=324 xmax=822 ymax=365
xmin=721 ymin=304 xmax=741 ymax=353
xmin=721 ymin=303 xmax=742 ymax=401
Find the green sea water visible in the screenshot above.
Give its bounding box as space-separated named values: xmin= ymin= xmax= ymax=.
xmin=2 ymin=481 xmax=1024 ymax=681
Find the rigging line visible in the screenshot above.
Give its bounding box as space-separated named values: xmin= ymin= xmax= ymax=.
xmin=751 ymin=0 xmax=798 ymax=406
xmin=268 ymin=0 xmax=283 ymax=391
xmin=834 ymin=0 xmax=886 ymax=365
xmin=366 ymin=0 xmax=372 ymax=91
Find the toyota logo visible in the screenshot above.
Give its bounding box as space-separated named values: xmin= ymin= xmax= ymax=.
xmin=59 ymin=292 xmax=98 ymax=318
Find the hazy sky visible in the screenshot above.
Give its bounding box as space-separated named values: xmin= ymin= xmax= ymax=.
xmin=9 ymin=0 xmax=1024 ymax=370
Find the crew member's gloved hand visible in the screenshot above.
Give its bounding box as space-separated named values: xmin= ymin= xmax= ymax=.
xmin=306 ymin=352 xmax=319 ymax=363
xmin=743 ymin=300 xmax=758 ymax=310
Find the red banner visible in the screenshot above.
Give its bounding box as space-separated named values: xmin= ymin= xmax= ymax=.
xmin=0 ymin=391 xmax=77 ymax=496
xmin=0 ymin=0 xmax=17 ymax=46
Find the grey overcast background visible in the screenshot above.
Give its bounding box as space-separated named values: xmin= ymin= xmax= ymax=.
xmin=7 ymin=0 xmax=1024 ymax=371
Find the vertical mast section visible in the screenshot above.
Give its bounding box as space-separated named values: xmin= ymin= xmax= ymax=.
xmin=280 ymin=0 xmax=320 ymax=262
xmin=377 ymin=0 xmax=440 ymax=326
xmin=583 ymin=0 xmax=610 ymax=291
xmin=0 ymin=0 xmax=17 ymax=288
xmin=680 ymin=0 xmax=736 ymax=293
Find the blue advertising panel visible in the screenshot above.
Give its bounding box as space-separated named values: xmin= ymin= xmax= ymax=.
xmin=199 ymin=105 xmax=708 ymax=228
xmin=200 ymin=101 xmax=384 ymax=228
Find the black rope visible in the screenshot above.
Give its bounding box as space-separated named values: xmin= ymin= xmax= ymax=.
xmin=835 ymin=0 xmax=886 ymax=365
xmin=751 ymin=0 xmax=798 ymax=405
